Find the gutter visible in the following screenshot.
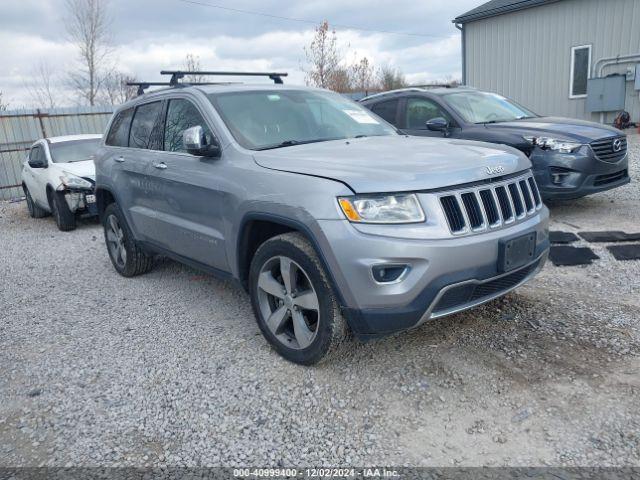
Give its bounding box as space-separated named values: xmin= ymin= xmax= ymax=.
xmin=455 ymin=23 xmax=466 ymax=85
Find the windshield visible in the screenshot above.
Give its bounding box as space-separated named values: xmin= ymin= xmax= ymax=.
xmin=444 ymin=91 xmax=536 ymax=124
xmin=208 ymin=90 xmax=397 ymax=150
xmin=49 ymin=139 xmax=101 ymax=163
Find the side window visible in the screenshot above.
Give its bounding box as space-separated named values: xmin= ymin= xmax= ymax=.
xmin=163 ymin=99 xmax=214 ymax=153
xmin=129 ymin=102 xmax=162 ymax=149
xmin=106 ymin=108 xmax=134 ymax=147
xmin=405 ymin=98 xmax=450 ymax=129
xmin=29 ymin=145 xmax=43 ymax=163
xmin=570 ymin=45 xmax=591 ymax=98
xmin=369 ymin=99 xmax=399 ymax=125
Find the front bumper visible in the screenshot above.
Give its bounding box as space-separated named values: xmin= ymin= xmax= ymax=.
xmin=63 ymin=189 xmax=98 ymax=216
xmin=531 ymin=147 xmax=630 ymax=200
xmin=318 ymin=208 xmax=549 ymax=339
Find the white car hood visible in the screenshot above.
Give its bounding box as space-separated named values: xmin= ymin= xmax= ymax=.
xmin=56 ymin=159 xmax=95 ymax=180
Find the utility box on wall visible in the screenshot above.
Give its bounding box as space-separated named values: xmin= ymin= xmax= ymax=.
xmin=586 ymin=75 xmax=626 ymax=112
xmin=635 ymin=65 xmax=640 ymax=90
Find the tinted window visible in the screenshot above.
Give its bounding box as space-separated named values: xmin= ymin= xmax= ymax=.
xmin=370 ymin=99 xmax=399 ymax=125
xmin=571 ymin=46 xmax=590 ymax=97
xmin=163 ymin=99 xmax=214 ymax=153
xmin=30 ymin=145 xmax=44 ymax=163
xmin=49 ymin=139 xmax=101 ymax=163
xmin=106 ymin=108 xmax=133 ymax=147
xmin=129 ymin=102 xmax=162 ymax=149
xmin=405 ymin=98 xmax=451 ymax=129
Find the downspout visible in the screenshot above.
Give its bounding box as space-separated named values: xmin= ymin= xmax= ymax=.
xmin=593 ymin=53 xmax=640 ymax=124
xmin=455 ymin=23 xmax=466 ymax=85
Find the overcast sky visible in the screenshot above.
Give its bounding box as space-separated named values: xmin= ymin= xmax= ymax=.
xmin=0 ymin=0 xmax=482 ymax=108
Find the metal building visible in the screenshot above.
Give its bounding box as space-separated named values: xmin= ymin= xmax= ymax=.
xmin=453 ymin=0 xmax=640 ymax=123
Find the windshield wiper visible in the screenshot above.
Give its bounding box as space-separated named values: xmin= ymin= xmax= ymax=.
xmin=256 ymin=138 xmax=340 ymax=151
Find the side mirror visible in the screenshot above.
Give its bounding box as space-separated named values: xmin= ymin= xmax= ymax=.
xmin=426 ymin=117 xmax=449 ymax=132
xmin=183 ymin=126 xmax=220 ymax=157
xmin=28 ymin=157 xmax=47 ymax=169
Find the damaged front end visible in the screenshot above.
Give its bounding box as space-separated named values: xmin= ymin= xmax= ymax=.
xmin=57 ymin=172 xmax=98 ymax=217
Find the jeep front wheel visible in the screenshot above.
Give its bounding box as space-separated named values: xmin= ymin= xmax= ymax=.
xmin=249 ymin=232 xmax=350 ymax=365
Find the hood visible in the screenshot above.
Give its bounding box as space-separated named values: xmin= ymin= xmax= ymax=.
xmin=487 ymin=116 xmax=623 ymax=142
xmin=253 ymin=136 xmax=530 ymax=193
xmin=56 ymin=159 xmax=95 ymax=180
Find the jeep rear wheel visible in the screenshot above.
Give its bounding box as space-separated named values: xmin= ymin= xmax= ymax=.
xmin=103 ymin=203 xmax=154 ymax=277
xmin=249 ymin=232 xmax=350 ymax=365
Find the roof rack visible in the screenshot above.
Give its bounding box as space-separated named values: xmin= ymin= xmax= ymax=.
xmin=126 ymin=81 xmax=241 ymax=96
xmin=160 ymin=70 xmax=288 ymax=86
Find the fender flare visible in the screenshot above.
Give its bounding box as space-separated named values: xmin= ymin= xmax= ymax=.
xmin=236 ymin=212 xmax=349 ymax=309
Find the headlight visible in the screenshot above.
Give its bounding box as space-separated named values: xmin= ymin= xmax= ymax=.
xmin=59 ymin=172 xmax=93 ymax=190
xmin=338 ymin=193 xmax=425 ymax=224
xmin=524 ymin=136 xmax=582 ymax=153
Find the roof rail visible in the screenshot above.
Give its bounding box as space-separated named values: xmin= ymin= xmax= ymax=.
xmin=126 ymin=82 xmax=173 ymax=96
xmin=160 ymin=70 xmax=288 ymax=86
xmin=126 ymin=81 xmax=241 ymax=96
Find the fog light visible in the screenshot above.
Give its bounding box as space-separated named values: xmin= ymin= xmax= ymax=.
xmin=551 ymin=173 xmax=569 ymax=185
xmin=372 ymin=264 xmax=409 ymax=283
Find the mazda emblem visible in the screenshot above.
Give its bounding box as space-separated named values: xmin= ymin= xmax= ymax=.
xmin=612 ymin=138 xmax=623 ymax=153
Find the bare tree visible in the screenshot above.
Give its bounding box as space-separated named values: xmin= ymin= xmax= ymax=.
xmin=378 ymin=65 xmax=407 ymax=91
xmin=349 ymin=57 xmax=376 ymax=93
xmin=0 ymin=91 xmax=7 ymax=111
xmin=27 ymin=61 xmax=59 ymax=109
xmin=304 ymin=21 xmax=344 ymax=90
xmin=101 ymin=71 xmax=138 ymax=105
xmin=65 ymin=0 xmax=112 ymax=106
xmin=183 ymin=54 xmax=204 ymax=83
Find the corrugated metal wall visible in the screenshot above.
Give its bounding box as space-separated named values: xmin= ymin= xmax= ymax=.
xmin=0 ymin=106 xmax=113 ymax=200
xmin=464 ymin=0 xmax=640 ymax=123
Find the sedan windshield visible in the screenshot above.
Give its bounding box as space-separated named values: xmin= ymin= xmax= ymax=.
xmin=208 ymin=90 xmax=397 ymax=150
xmin=49 ymin=139 xmax=101 ymax=163
xmin=444 ymin=91 xmax=536 ymax=124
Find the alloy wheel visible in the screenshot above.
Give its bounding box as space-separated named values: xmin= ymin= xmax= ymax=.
xmin=256 ymin=256 xmax=320 ymax=350
xmin=105 ymin=214 xmax=127 ymax=269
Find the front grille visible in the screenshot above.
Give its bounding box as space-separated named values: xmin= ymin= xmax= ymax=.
xmin=594 ymin=169 xmax=628 ymax=187
xmin=432 ymin=261 xmax=538 ymax=315
xmin=440 ymin=173 xmax=542 ymax=235
xmin=591 ymin=136 xmax=627 ymax=163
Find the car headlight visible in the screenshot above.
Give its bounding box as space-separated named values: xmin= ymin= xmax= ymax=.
xmin=524 ymin=136 xmax=582 ymax=153
xmin=338 ymin=193 xmax=425 ymax=224
xmin=59 ymin=172 xmax=93 ymax=190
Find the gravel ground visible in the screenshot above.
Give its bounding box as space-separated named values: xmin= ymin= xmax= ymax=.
xmin=1 ymin=133 xmax=639 ymax=468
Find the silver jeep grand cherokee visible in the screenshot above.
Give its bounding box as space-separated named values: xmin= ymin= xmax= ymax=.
xmin=94 ymin=75 xmax=550 ymax=365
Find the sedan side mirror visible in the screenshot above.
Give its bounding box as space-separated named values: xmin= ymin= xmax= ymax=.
xmin=426 ymin=117 xmax=449 ymax=132
xmin=183 ymin=126 xmax=220 ymax=157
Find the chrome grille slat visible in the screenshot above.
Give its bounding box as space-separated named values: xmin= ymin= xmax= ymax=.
xmin=438 ymin=173 xmax=542 ymax=236
xmin=590 ymin=136 xmax=627 ymax=163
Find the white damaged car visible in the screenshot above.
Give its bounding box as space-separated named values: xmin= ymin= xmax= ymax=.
xmin=21 ymin=134 xmax=102 ymax=231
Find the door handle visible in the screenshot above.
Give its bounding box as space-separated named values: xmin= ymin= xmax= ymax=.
xmin=153 ymin=162 xmax=168 ymax=170
xmin=114 ymin=156 xmax=125 ymax=163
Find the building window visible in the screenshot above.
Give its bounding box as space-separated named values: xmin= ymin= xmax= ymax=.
xmin=570 ymin=44 xmax=592 ymax=99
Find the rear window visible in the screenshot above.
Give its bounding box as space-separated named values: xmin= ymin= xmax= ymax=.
xmin=106 ymin=108 xmax=134 ymax=147
xmin=129 ymin=102 xmax=163 ymax=149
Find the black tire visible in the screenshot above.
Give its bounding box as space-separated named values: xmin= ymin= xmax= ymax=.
xmin=50 ymin=190 xmax=76 ymax=231
xmin=103 ymin=202 xmax=154 ymax=277
xmin=23 ymin=185 xmax=48 ymax=218
xmin=249 ymin=232 xmax=350 ymax=365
